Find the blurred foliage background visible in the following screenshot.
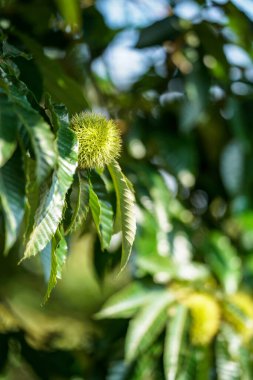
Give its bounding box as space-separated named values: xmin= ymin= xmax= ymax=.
xmin=1 ymin=0 xmax=253 ymax=379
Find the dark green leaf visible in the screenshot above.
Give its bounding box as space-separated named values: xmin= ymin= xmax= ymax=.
xmin=2 ymin=40 xmax=32 ymax=60
xmin=0 ymin=150 xmax=25 ymax=254
xmin=136 ymin=16 xmax=181 ymax=48
xmin=0 ymin=68 xmax=56 ymax=184
xmin=89 ymin=173 xmax=114 ymax=250
xmin=65 ymin=171 xmax=90 ymax=234
xmin=0 ymin=93 xmax=18 ymax=167
xmin=43 ymin=229 xmax=68 ymax=303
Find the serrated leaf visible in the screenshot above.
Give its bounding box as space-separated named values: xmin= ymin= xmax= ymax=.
xmin=164 ymin=305 xmax=188 ymax=380
xmin=95 ymin=282 xmax=153 ymax=319
xmin=23 ymin=156 xmax=39 ymax=243
xmin=0 ymin=150 xmax=25 ymax=254
xmin=65 ymin=171 xmax=89 ymax=234
xmin=89 ymin=173 xmax=114 ymax=250
xmin=108 ymin=161 xmax=136 ymax=271
xmin=0 ymin=93 xmax=18 ymax=167
xmin=2 ymin=40 xmax=32 ymax=60
xmin=125 ymin=291 xmax=174 ymax=362
xmin=22 ymin=107 xmax=78 ymax=260
xmin=0 ymin=69 xmax=56 ymax=184
xmin=43 ymin=230 xmax=68 ymax=303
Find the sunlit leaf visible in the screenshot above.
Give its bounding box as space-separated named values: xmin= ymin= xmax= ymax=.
xmin=108 ymin=161 xmax=136 ymax=271
xmin=206 ymin=232 xmax=241 ymax=293
xmin=216 ymin=328 xmax=241 ymax=380
xmin=22 ymin=107 xmax=78 ymax=259
xmin=95 ymin=282 xmax=154 ymax=319
xmin=164 ymin=304 xmax=188 ymax=380
xmin=125 ymin=291 xmax=174 ymax=362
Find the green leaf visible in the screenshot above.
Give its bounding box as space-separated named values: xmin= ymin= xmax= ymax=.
xmin=89 ymin=173 xmax=114 ymax=250
xmin=132 ymin=342 xmax=163 ymax=380
xmin=95 ymin=282 xmax=154 ymax=319
xmin=65 ymin=171 xmax=89 ymax=234
xmin=164 ymin=304 xmax=188 ymax=380
xmin=22 ymin=107 xmax=78 ymax=260
xmin=43 ymin=230 xmax=68 ymax=303
xmin=2 ymin=40 xmax=32 ymax=60
xmin=206 ymin=232 xmax=241 ymax=293
xmin=177 ymin=347 xmax=211 ymax=380
xmin=0 ymin=150 xmax=25 ymax=254
xmin=108 ymin=161 xmax=136 ymax=271
xmin=18 ymin=33 xmax=90 ymax=114
xmin=125 ymin=291 xmax=174 ymax=362
xmin=55 ymin=0 xmax=81 ymax=32
xmin=0 ymin=93 xmax=18 ymax=167
xmin=23 ymin=156 xmax=39 ymax=244
xmin=0 ymin=70 xmax=56 ymax=184
xmin=216 ymin=329 xmax=241 ymax=380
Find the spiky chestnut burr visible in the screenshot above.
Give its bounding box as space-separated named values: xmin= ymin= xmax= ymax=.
xmin=184 ymin=293 xmax=220 ymax=346
xmin=70 ymin=112 xmax=122 ymax=169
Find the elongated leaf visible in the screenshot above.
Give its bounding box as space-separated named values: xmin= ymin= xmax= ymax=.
xmin=0 ymin=93 xmax=18 ymax=167
xmin=195 ymin=347 xmax=211 ymax=380
xmin=0 ymin=70 xmax=56 ymax=184
xmin=43 ymin=230 xmax=68 ymax=303
xmin=2 ymin=40 xmax=32 ymax=60
xmin=89 ymin=174 xmax=114 ymax=250
xmin=239 ymin=347 xmax=252 ymax=380
xmin=40 ymin=241 xmax=52 ymax=282
xmin=23 ymin=156 xmax=39 ymax=243
xmin=177 ymin=347 xmax=211 ymax=380
xmin=95 ymin=282 xmax=153 ymax=319
xmin=108 ymin=161 xmax=136 ymax=271
xmin=22 ymin=108 xmax=78 ymax=259
xmin=0 ymin=150 xmax=25 ymax=254
xmin=125 ymin=291 xmax=174 ymax=362
xmin=216 ymin=330 xmax=241 ymax=380
xmin=65 ymin=171 xmax=90 ymax=234
xmin=164 ymin=305 xmax=188 ymax=380
xmin=132 ymin=342 xmax=163 ymax=380
xmin=206 ymin=232 xmax=241 ymax=293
